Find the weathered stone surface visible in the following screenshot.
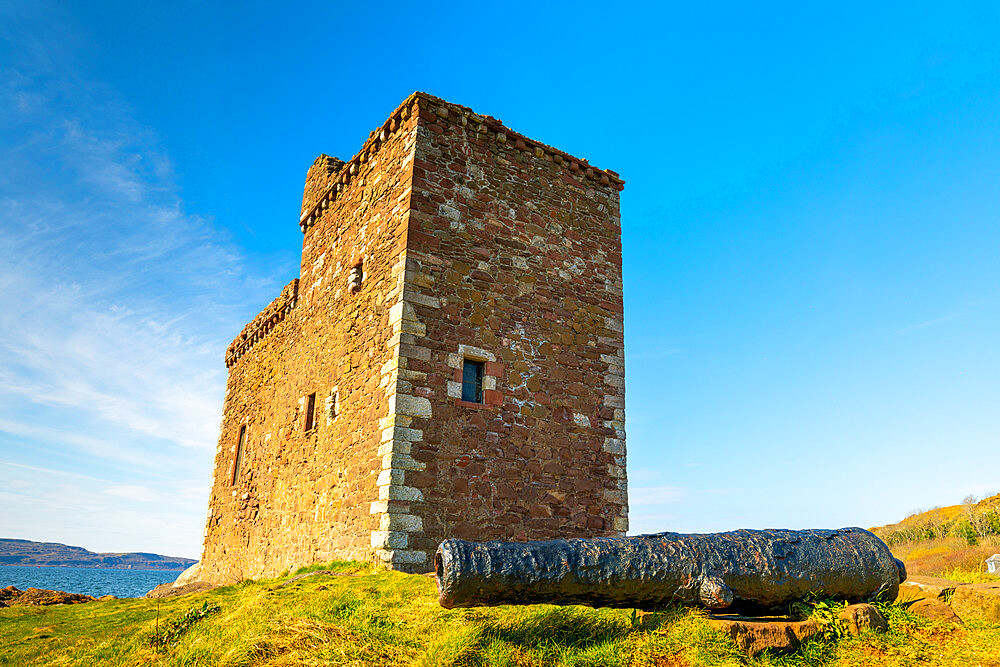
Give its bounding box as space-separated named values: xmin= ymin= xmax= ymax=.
xmin=838 ymin=603 xmax=888 ymax=635
xmin=707 ymin=616 xmax=821 ymax=656
xmin=0 ymin=586 xmax=95 ymax=607
xmin=950 ymin=581 xmax=1000 ymax=623
xmin=898 ymin=575 xmax=958 ymax=601
xmin=906 ymin=597 xmax=964 ymax=625
xmin=200 ymin=92 xmax=628 ymax=581
xmin=435 ymin=528 xmax=905 ymax=611
xmin=145 ymin=581 xmax=215 ymax=599
xmin=173 ymin=562 xmax=203 ymax=587
xmin=896 ymin=575 xmax=1000 ymax=623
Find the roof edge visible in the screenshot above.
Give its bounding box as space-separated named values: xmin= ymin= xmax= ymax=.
xmin=299 ymin=92 xmax=625 ymax=232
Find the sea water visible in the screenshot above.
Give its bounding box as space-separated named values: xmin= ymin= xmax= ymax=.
xmin=0 ymin=565 xmax=181 ymax=598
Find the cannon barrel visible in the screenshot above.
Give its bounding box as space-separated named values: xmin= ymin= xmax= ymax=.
xmin=435 ymin=528 xmax=906 ymax=612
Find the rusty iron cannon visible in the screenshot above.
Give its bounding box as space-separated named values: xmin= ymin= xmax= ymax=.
xmin=435 ymin=528 xmax=906 ymax=612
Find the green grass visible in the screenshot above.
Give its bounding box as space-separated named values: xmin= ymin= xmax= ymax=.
xmin=937 ymin=566 xmax=999 ymax=584
xmin=2 ymin=562 xmax=999 ymax=666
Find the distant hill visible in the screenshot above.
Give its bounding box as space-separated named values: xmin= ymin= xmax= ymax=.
xmin=0 ymin=538 xmax=196 ymax=570
xmin=872 ymin=493 xmax=1000 ymax=578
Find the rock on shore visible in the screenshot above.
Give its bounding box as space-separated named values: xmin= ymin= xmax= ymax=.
xmin=0 ymin=585 xmax=100 ymax=607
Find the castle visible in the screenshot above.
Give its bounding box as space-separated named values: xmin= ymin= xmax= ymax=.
xmin=198 ymin=92 xmax=628 ymax=581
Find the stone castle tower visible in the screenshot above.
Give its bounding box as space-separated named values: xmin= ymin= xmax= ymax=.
xmin=199 ymin=92 xmax=627 ymax=581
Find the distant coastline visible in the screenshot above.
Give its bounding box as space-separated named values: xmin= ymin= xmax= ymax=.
xmin=0 ymin=538 xmax=196 ymax=571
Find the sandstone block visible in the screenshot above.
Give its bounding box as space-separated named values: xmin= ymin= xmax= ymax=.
xmin=707 ymin=617 xmax=821 ymax=656
xmin=382 ymin=453 xmax=426 ymax=471
xmin=907 ymin=597 xmax=964 ymax=625
xmin=950 ymin=581 xmax=1000 ymax=623
xmin=837 ymin=603 xmax=888 ymax=635
xmin=377 ymin=549 xmax=427 ymax=565
xmin=376 ymin=468 xmax=405 ymax=487
xmin=371 ymin=530 xmax=408 ymax=549
xmin=380 ymin=513 xmax=422 ymax=532
xmin=379 ymin=485 xmax=423 ymax=501
xmin=391 ymin=394 xmax=432 ymax=418
xmin=603 ymin=438 xmax=625 ymax=455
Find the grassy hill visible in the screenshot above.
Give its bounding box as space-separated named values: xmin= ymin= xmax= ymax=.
xmin=2 ymin=561 xmax=1000 ymax=666
xmin=872 ymin=493 xmax=1000 ymax=582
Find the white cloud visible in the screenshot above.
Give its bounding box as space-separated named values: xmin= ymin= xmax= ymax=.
xmin=104 ymin=485 xmax=162 ymax=503
xmin=0 ymin=26 xmax=274 ymax=556
xmin=629 ymin=484 xmax=685 ymax=506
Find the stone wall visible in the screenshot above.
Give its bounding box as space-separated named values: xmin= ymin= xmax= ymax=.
xmin=200 ymin=92 xmax=626 ymax=580
xmin=200 ymin=97 xmax=420 ymax=582
xmin=383 ymin=95 xmax=628 ymax=567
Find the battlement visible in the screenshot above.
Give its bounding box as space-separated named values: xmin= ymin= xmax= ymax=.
xmin=224 ymin=279 xmax=298 ymax=368
xmin=298 ymin=92 xmax=625 ymax=234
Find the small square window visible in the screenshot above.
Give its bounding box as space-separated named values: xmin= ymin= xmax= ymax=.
xmin=462 ymin=360 xmax=484 ymax=403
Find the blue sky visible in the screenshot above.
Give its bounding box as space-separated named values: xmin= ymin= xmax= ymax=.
xmin=1 ymin=1 xmax=998 ymax=559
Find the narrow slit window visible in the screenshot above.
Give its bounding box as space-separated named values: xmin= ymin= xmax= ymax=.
xmin=349 ymin=261 xmax=363 ymax=292
xmin=462 ymin=360 xmax=484 ymax=403
xmin=326 ymin=388 xmax=339 ymax=425
xmin=231 ymin=425 xmax=247 ymax=486
xmin=304 ymin=392 xmax=317 ymax=432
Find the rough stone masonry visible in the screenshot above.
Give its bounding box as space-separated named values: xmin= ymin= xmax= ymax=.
xmin=199 ymin=92 xmax=628 ymax=581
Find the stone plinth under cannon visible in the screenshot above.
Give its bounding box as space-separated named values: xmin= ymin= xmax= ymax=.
xmin=435 ymin=528 xmax=906 ymax=612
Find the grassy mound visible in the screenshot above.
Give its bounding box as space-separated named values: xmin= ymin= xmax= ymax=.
xmin=2 ymin=561 xmax=999 ymax=666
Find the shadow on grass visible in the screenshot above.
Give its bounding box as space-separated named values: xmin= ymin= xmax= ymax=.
xmin=420 ymin=606 xmax=634 ymax=667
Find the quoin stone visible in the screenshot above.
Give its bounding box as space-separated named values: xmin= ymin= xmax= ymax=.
xmin=198 ymin=92 xmax=628 ymax=581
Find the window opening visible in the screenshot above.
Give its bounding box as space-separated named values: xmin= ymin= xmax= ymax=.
xmin=349 ymin=261 xmax=363 ymax=292
xmin=231 ymin=425 xmax=247 ymax=485
xmin=304 ymin=392 xmax=317 ymax=432
xmin=462 ymin=360 xmax=485 ymax=403
xmin=326 ymin=388 xmax=339 ymax=424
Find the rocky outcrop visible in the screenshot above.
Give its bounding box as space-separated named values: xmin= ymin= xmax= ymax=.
xmin=950 ymin=581 xmax=1000 ymax=623
xmin=144 ymin=581 xmax=214 ymax=598
xmin=897 ymin=575 xmax=1000 ymax=624
xmin=0 ymin=585 xmax=95 ymax=607
xmin=144 ymin=562 xmax=215 ymax=598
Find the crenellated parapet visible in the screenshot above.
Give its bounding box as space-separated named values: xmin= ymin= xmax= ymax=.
xmin=298 ymin=91 xmax=625 ymax=234
xmin=225 ymin=279 xmax=299 ymax=368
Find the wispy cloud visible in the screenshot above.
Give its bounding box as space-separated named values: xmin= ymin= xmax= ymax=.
xmin=0 ymin=15 xmax=275 ymax=556
xmin=896 ymin=311 xmax=963 ymax=335
xmin=628 ymin=485 xmax=685 ymax=505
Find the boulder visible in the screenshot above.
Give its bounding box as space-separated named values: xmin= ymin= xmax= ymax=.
xmin=0 ymin=586 xmax=95 ymax=606
xmin=145 ymin=580 xmax=215 ymax=599
xmin=172 ymin=562 xmax=203 ymax=587
xmin=0 ymin=585 xmax=21 ymax=605
xmin=950 ymin=581 xmax=1000 ymax=623
xmin=837 ymin=603 xmax=888 ymax=635
xmin=707 ymin=616 xmax=821 ymax=655
xmin=907 ymin=598 xmax=964 ymax=625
